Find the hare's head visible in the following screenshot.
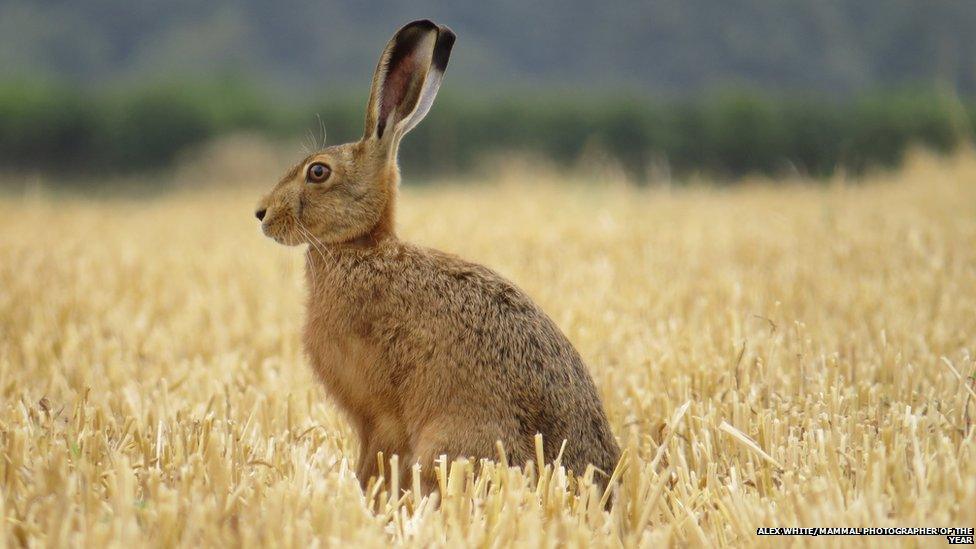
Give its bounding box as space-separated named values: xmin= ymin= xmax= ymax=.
xmin=256 ymin=20 xmax=455 ymax=246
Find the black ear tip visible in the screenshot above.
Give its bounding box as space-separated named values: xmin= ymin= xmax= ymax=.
xmin=438 ymin=25 xmax=457 ymax=48
xmin=432 ymin=25 xmax=456 ymax=71
xmin=401 ymin=19 xmax=438 ymax=32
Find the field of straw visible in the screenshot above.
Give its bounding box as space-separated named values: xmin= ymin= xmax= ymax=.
xmin=1 ymin=150 xmax=974 ymax=547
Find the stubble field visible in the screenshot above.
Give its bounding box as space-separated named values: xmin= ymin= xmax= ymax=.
xmin=1 ymin=152 xmax=974 ymax=547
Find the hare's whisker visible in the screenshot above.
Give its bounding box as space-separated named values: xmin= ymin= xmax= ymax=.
xmin=297 ymin=220 xmax=336 ymax=275
xmin=295 ymin=224 xmax=324 ymax=291
xmin=315 ymin=113 xmax=328 ymax=148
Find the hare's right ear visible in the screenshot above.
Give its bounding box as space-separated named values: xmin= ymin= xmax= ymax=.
xmin=362 ymin=19 xmax=455 ymax=154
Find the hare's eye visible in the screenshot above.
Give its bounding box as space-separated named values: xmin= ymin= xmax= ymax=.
xmin=306 ymin=163 xmax=332 ymax=183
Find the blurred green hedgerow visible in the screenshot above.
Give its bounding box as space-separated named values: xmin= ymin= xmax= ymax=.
xmin=0 ymin=80 xmax=971 ymax=183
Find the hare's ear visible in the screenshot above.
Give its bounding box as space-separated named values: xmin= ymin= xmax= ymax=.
xmin=363 ymin=19 xmax=455 ymax=150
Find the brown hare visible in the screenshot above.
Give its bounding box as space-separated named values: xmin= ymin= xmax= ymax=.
xmin=255 ymin=19 xmax=619 ymax=493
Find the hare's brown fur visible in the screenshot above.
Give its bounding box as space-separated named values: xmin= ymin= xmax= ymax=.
xmin=256 ymin=20 xmax=619 ymax=492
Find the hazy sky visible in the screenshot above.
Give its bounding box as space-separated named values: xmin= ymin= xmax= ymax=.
xmin=1 ymin=0 xmax=973 ymax=96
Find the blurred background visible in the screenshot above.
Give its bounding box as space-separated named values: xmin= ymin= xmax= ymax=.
xmin=1 ymin=0 xmax=975 ymax=186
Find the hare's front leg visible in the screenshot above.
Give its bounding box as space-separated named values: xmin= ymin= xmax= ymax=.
xmin=355 ymin=437 xmax=381 ymax=490
xmin=355 ymin=419 xmax=410 ymax=490
xmin=410 ymin=419 xmax=511 ymax=494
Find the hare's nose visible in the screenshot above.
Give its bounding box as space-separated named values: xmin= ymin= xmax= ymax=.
xmin=255 ymin=208 xmax=267 ymax=221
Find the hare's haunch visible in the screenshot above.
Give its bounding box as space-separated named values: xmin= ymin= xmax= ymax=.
xmin=256 ymin=19 xmax=620 ymax=492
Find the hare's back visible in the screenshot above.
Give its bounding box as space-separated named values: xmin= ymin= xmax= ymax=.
xmin=374 ymin=245 xmax=619 ymax=472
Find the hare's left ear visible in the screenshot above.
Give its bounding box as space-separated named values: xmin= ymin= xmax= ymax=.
xmin=362 ymin=19 xmax=455 ymax=151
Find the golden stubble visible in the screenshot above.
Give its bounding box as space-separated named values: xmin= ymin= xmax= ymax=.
xmin=1 ymin=150 xmax=974 ymax=547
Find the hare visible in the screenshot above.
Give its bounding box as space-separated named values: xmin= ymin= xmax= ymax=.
xmin=255 ymin=19 xmax=619 ymax=493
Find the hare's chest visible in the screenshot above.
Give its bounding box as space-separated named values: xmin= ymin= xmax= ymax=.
xmin=303 ymin=314 xmax=384 ymax=419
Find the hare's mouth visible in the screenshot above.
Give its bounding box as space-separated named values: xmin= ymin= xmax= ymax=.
xmin=262 ymin=221 xmax=304 ymax=246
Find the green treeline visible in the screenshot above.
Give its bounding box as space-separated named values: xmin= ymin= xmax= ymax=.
xmin=1 ymin=82 xmax=972 ymax=181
